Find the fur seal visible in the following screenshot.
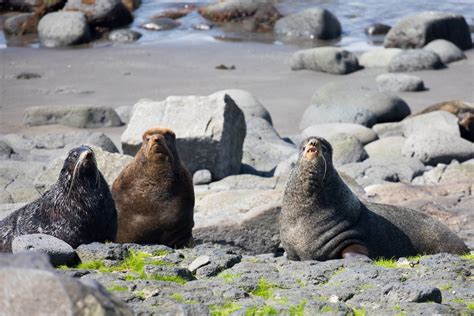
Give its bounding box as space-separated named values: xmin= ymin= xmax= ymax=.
xmin=280 ymin=136 xmax=469 ymax=261
xmin=0 ymin=146 xmax=117 ymax=252
xmin=112 ymin=127 xmax=194 ymax=247
xmin=416 ymin=100 xmax=474 ymax=141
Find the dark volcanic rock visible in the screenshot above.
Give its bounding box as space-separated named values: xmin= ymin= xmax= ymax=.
xmin=0 ymin=252 xmax=133 ymax=315
xmin=384 ymin=11 xmax=472 ymax=50
xmin=198 ymin=0 xmax=281 ymax=32
xmin=12 ymin=234 xmax=76 ymax=266
xmin=365 ymin=23 xmax=391 ymax=35
xmin=64 ymin=0 xmax=133 ymax=28
xmin=274 ymin=8 xmax=341 ymax=40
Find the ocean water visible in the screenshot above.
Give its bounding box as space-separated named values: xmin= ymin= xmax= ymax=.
xmin=1 ymin=0 xmax=473 ymax=50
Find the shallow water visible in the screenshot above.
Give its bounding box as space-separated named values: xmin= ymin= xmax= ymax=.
xmin=1 ymin=0 xmax=473 ymax=50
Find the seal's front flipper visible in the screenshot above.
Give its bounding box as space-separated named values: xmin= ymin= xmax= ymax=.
xmin=341 ymin=244 xmax=370 ymax=259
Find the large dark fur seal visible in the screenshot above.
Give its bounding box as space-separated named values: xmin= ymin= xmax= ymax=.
xmin=112 ymin=127 xmax=194 ymax=247
xmin=280 ymin=136 xmax=469 ymax=261
xmin=0 ymin=146 xmax=117 ymax=252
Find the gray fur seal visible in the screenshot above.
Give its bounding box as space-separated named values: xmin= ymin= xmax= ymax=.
xmin=0 ymin=146 xmax=117 ymax=252
xmin=280 ymin=136 xmax=469 ymax=260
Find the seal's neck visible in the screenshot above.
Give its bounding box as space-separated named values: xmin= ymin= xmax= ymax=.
xmin=286 ymin=165 xmax=361 ymax=222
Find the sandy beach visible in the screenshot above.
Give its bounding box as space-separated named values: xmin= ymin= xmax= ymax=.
xmin=1 ymin=42 xmax=473 ymax=147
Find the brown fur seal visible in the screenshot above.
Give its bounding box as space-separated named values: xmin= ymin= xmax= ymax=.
xmin=416 ymin=100 xmax=474 ymax=141
xmin=280 ymin=136 xmax=469 ymax=261
xmin=112 ymin=127 xmax=194 ymax=247
xmin=0 ymin=146 xmax=117 ymax=252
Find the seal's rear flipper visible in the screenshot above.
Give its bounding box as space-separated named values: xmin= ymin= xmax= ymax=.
xmin=341 ymin=244 xmax=370 ymax=259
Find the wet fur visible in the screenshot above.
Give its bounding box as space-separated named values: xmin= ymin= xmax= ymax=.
xmin=0 ymin=146 xmax=117 ymax=252
xmin=112 ymin=127 xmax=194 ymax=247
xmin=280 ymin=136 xmax=469 ymax=261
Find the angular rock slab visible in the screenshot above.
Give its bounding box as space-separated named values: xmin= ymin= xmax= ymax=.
xmin=38 ymin=12 xmax=90 ymax=48
xmin=121 ymin=93 xmax=246 ymax=180
xmin=274 ymin=8 xmax=341 ymax=40
xmin=388 ymin=49 xmax=443 ymax=72
xmin=209 ymin=89 xmax=273 ymax=125
xmin=24 ymin=105 xmax=122 ymax=128
xmin=241 ymin=117 xmax=296 ymax=176
xmin=311 ymin=82 xmax=410 ymax=123
xmin=12 ymin=234 xmax=76 ymax=267
xmin=402 ymin=129 xmax=474 ymax=165
xmin=384 ymin=11 xmax=472 ymax=50
xmin=373 ymin=111 xmax=460 ymax=138
xmin=290 ymin=47 xmax=360 ymax=75
xmin=424 ymin=39 xmax=466 ymax=64
xmin=0 ymin=252 xmax=132 ymax=315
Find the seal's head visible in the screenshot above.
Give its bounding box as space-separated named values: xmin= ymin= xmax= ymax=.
xmin=297 ymin=137 xmax=333 ymax=180
xmin=60 ymin=145 xmax=99 ymax=194
xmin=139 ymin=127 xmax=180 ymax=165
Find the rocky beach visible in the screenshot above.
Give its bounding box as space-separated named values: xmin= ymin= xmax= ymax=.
xmin=1 ymin=0 xmax=474 ymax=315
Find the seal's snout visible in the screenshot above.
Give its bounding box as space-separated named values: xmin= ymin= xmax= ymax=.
xmin=303 ymin=139 xmax=321 ymax=159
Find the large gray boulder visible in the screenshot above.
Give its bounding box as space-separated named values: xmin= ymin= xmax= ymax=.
xmin=121 ymin=93 xmax=246 ymax=180
xmin=402 ymin=129 xmax=474 ymax=165
xmin=274 ymin=8 xmax=341 ymax=40
xmin=339 ymin=157 xmax=425 ymax=187
xmin=24 ymin=105 xmax=123 ymax=128
xmin=290 ymin=47 xmax=360 ymax=75
xmin=64 ymin=0 xmax=133 ymax=28
xmin=193 ymin=189 xmax=282 ymax=255
xmin=358 ymin=48 xmax=402 ymax=68
xmin=197 ymin=0 xmax=281 ymax=32
xmin=424 ymin=39 xmax=466 ymax=64
xmin=328 ymin=133 xmax=368 ymax=167
xmin=364 ymin=136 xmax=407 ymax=159
xmin=38 ymin=12 xmax=90 ymax=48
xmin=300 ymin=104 xmax=377 ymax=129
xmin=34 ymin=145 xmax=133 ymax=191
xmin=1 ymin=132 xmax=118 ymax=162
xmin=302 ymin=123 xmax=378 ymax=145
xmin=241 ymin=117 xmax=296 ymax=176
xmin=376 ymin=73 xmax=425 ymax=92
xmin=388 ymin=49 xmax=443 ymax=72
xmin=0 ymin=252 xmax=133 ymax=315
xmin=373 ymin=111 xmax=460 ymax=138
xmin=209 ymin=89 xmax=273 ymax=125
xmin=384 ymin=12 xmax=472 ymax=50
xmin=311 ymin=82 xmax=411 ymax=123
xmin=412 ymin=160 xmax=474 ymax=185
xmin=12 ymin=234 xmax=76 ymax=267
xmin=0 ymin=160 xmax=43 ymax=203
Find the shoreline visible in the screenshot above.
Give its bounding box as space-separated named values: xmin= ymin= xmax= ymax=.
xmin=1 ymin=42 xmax=473 ymax=145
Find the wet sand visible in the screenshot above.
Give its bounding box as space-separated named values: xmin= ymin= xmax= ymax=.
xmin=1 ymin=42 xmax=473 ymax=148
